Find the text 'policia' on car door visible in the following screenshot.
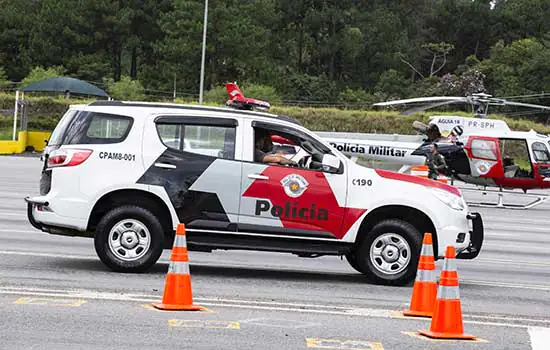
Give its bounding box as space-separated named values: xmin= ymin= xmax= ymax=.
xmin=138 ymin=115 xmax=243 ymax=232
xmin=237 ymin=120 xmax=349 ymax=239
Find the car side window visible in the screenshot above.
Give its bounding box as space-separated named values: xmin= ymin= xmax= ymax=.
xmin=157 ymin=123 xmax=236 ymax=159
xmin=252 ymin=123 xmax=339 ymax=172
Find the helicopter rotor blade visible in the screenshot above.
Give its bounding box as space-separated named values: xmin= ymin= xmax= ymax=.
xmin=492 ymin=100 xmax=550 ymax=111
xmin=402 ymin=100 xmax=468 ymax=115
xmin=373 ymin=96 xmax=468 ymax=107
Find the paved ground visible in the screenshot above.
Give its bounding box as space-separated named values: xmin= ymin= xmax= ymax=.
xmin=0 ymin=156 xmax=549 ymax=349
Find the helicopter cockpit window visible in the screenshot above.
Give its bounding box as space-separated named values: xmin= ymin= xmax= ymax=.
xmin=471 ymin=139 xmax=498 ymax=160
xmin=532 ymin=142 xmax=550 ymax=162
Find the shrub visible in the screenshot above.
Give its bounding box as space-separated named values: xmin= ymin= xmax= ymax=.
xmin=21 ymin=66 xmax=66 ymax=87
xmin=104 ymin=76 xmax=145 ymax=101
xmin=338 ymin=88 xmax=376 ymax=106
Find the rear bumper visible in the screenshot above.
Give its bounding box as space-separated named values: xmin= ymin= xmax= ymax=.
xmin=456 ymin=212 xmax=484 ymax=259
xmin=25 ymin=197 xmax=47 ymax=231
xmin=25 ymin=196 xmax=90 ymax=237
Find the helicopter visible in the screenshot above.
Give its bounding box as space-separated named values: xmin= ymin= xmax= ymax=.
xmin=365 ymin=93 xmax=550 ymax=209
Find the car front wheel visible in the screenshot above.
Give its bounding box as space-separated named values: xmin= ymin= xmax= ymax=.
xmin=94 ymin=205 xmax=165 ymax=273
xmin=355 ymin=219 xmax=422 ymax=286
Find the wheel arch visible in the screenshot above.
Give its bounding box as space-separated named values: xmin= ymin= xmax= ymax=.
xmin=356 ymin=205 xmax=438 ymax=258
xmin=87 ymin=189 xmax=174 ymax=241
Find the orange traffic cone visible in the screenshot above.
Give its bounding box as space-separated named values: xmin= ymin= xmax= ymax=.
xmin=418 ymin=246 xmax=476 ymax=340
xmin=152 ymin=223 xmax=204 ymax=311
xmin=403 ymin=232 xmax=437 ymax=318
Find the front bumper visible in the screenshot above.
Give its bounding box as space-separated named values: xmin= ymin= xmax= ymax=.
xmin=456 ymin=212 xmax=484 ymax=259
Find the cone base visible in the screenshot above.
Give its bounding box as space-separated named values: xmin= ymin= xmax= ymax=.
xmin=402 ymin=309 xmax=432 ymax=318
xmin=152 ymin=302 xmax=204 ymax=311
xmin=418 ymin=330 xmax=477 ymax=340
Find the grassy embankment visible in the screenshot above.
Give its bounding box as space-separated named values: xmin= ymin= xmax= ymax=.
xmin=1 ymin=92 xmax=550 ymax=140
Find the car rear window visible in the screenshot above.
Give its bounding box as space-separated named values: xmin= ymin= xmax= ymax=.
xmin=49 ymin=110 xmax=133 ymax=146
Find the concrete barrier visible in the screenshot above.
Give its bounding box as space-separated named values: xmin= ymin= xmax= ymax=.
xmin=0 ymin=131 xmax=51 ymax=155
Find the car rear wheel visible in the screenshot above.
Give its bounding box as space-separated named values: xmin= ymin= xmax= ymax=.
xmin=345 ymin=252 xmax=364 ymax=273
xmin=355 ymin=219 xmax=422 ymax=286
xmin=94 ymin=205 xmax=165 ymax=272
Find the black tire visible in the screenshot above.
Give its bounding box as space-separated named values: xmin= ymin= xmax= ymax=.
xmin=94 ymin=205 xmax=165 ymax=273
xmin=345 ymin=252 xmax=364 ymax=273
xmin=355 ymin=219 xmax=422 ymax=286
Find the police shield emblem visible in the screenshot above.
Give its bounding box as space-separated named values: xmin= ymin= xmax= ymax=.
xmin=280 ymin=174 xmax=309 ymax=198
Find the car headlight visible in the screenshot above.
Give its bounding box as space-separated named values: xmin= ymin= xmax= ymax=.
xmin=429 ymin=187 xmax=466 ymax=211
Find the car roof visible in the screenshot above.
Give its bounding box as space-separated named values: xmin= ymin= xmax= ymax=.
xmin=85 ymin=100 xmax=301 ymax=125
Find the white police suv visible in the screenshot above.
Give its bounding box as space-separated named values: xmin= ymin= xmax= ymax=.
xmin=25 ymin=101 xmax=484 ymax=285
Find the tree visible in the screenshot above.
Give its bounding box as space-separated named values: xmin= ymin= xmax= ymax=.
xmin=477 ymin=38 xmax=550 ymax=96
xmin=21 ymin=66 xmax=66 ymax=88
xmin=399 ymin=42 xmax=455 ymax=79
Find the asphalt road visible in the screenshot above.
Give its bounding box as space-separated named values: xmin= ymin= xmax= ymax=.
xmin=0 ymin=155 xmax=549 ymax=349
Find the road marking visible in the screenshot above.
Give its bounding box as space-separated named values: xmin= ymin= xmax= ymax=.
xmin=462 ymin=279 xmax=550 ymax=291
xmin=0 ymin=250 xmax=96 ymax=260
xmin=402 ymin=332 xmax=489 ymax=343
xmin=474 ymin=258 xmax=550 ymax=268
xmin=528 ymin=327 xmax=550 ymax=350
xmin=0 ymin=286 xmax=549 ymax=329
xmin=168 ymin=319 xmax=240 ymax=329
xmin=240 ymin=317 xmax=321 ymax=329
xmin=14 ymin=296 xmax=86 ymax=307
xmin=305 ymin=338 xmax=383 ymax=349
xmin=0 ymin=211 xmax=25 ymax=216
xmin=0 ymin=229 xmax=43 ymax=235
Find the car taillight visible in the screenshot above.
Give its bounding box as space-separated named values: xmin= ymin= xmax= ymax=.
xmin=47 ymin=149 xmax=93 ymax=168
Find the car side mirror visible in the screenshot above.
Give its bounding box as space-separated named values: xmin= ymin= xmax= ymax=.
xmin=321 ymin=154 xmax=341 ymax=174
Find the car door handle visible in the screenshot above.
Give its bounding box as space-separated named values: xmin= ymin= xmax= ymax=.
xmin=248 ymin=174 xmax=269 ymax=180
xmin=154 ymin=162 xmax=176 ymax=169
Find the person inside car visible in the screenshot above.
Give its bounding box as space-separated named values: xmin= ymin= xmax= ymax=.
xmin=254 ymin=128 xmax=297 ymax=166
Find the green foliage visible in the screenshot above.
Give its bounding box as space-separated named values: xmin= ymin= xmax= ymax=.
xmin=0 ymin=126 xmax=12 ymax=140
xmin=203 ymin=86 xmax=228 ymax=104
xmin=2 ymin=94 xmax=550 ymax=138
xmin=476 ymin=38 xmax=550 ymax=97
xmin=0 ymin=67 xmax=9 ymax=88
xmin=104 ymin=76 xmax=145 ymax=101
xmin=278 ymin=73 xmax=338 ymax=103
xmin=1 ymin=0 xmax=550 ymax=122
xmin=374 ymin=70 xmax=411 ymax=100
xmin=338 ymin=88 xmax=376 ymax=105
xmin=21 ymin=66 xmax=65 ymax=87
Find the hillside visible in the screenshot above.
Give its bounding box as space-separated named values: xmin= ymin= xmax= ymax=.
xmin=1 ymin=93 xmax=549 ymax=139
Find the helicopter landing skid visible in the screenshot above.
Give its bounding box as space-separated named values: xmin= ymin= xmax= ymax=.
xmin=461 ymin=188 xmax=549 ymax=210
